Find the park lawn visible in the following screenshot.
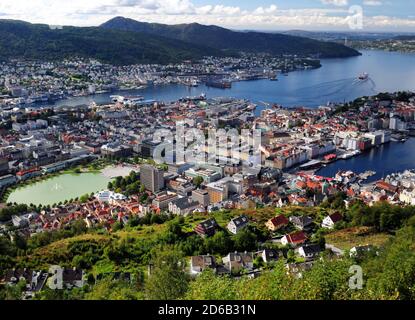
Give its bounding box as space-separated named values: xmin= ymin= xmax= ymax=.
xmin=325 ymin=226 xmax=392 ymax=250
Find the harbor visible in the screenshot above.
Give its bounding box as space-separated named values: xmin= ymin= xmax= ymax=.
xmin=318 ymin=137 xmax=415 ymax=182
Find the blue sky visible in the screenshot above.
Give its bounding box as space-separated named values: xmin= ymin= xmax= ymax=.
xmin=0 ymin=0 xmax=414 ymax=31
xmin=192 ymin=0 xmax=415 ymax=19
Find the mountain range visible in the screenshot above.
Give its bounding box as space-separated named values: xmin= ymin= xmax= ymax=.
xmin=0 ymin=18 xmax=361 ymax=65
xmin=101 ymin=17 xmax=360 ymax=59
xmin=0 ymin=19 xmax=222 ymax=65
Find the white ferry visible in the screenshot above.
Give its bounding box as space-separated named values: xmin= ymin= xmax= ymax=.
xmin=358 ymin=72 xmax=369 ymax=81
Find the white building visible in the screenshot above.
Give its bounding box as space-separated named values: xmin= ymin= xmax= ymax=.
xmin=389 ymin=117 xmax=407 ymax=131
xmin=227 ymin=215 xmax=249 ymax=234
xmin=399 ymin=189 xmax=415 ymax=205
xmin=95 ymin=190 xmax=127 ymax=203
xmin=321 ymin=213 xmax=343 ymax=229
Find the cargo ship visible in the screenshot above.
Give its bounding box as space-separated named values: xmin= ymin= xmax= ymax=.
xmin=111 ymin=95 xmax=144 ymax=104
xmin=205 ymin=78 xmax=232 ymax=89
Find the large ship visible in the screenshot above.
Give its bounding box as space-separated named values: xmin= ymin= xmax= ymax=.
xmin=111 ymin=95 xmax=144 ymax=104
xmin=205 ymin=78 xmax=232 ymax=89
xmin=358 ymin=72 xmax=369 ymax=81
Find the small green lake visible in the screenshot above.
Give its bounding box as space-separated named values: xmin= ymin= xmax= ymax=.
xmin=7 ymin=173 xmax=111 ymax=206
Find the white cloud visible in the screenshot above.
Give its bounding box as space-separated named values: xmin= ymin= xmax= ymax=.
xmin=253 ymin=5 xmax=278 ymax=16
xmin=321 ymin=0 xmax=349 ymax=6
xmin=0 ymin=0 xmax=413 ymax=31
xmin=197 ymin=5 xmax=242 ymax=16
xmin=363 ymin=0 xmax=383 ymax=6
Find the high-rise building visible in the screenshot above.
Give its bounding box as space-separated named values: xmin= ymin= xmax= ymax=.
xmin=140 ymin=164 xmax=164 ymax=193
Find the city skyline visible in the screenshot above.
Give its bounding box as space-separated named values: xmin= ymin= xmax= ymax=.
xmin=0 ymin=0 xmax=414 ymax=32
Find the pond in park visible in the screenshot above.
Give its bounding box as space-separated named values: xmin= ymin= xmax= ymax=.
xmin=7 ymin=173 xmax=111 ymax=206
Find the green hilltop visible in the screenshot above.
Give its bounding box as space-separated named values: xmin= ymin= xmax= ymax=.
xmin=0 ymin=18 xmax=361 ymax=66
xmin=0 ymin=19 xmax=224 ymax=65
xmin=101 ymin=17 xmax=361 ymax=59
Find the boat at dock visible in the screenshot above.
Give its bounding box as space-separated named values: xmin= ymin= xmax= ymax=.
xmin=183 ymin=79 xmax=199 ymax=87
xmin=111 ymin=95 xmax=144 ymax=104
xmin=179 ymin=93 xmax=206 ymax=102
xmin=340 ymin=150 xmax=361 ymax=159
xmin=299 ymin=159 xmax=323 ymax=170
xmin=391 ymin=133 xmax=408 ymax=142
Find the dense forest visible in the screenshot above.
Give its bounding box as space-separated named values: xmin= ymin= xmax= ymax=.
xmin=0 ymin=17 xmax=360 ymax=66
xmin=101 ymin=17 xmax=361 ymax=59
xmin=0 ymin=20 xmax=223 ymax=65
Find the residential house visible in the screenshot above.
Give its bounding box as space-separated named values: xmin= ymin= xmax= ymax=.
xmin=190 ymin=255 xmax=217 ymax=275
xmin=48 ymin=266 xmax=85 ymax=289
xmin=258 ymin=248 xmax=280 ymax=264
xmin=289 ymin=215 xmax=314 ymax=230
xmin=297 ymin=244 xmax=323 ymax=260
xmin=62 ymin=268 xmax=85 ymax=289
xmin=227 ymin=215 xmax=249 ymax=235
xmin=1 ymin=269 xmax=48 ymax=295
xmin=321 ymin=212 xmax=343 ymax=229
xmin=265 ymin=214 xmax=289 ymax=232
xmin=1 ymin=268 xmax=33 ymax=287
xmin=194 ymin=218 xmax=218 ymax=238
xmin=286 ymin=261 xmax=314 ymax=278
xmin=222 ymin=252 xmax=254 ymax=274
xmin=281 ymin=230 xmax=308 ymax=247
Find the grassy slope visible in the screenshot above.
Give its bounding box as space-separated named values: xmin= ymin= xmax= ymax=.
xmin=15 ymin=208 xmax=392 ymax=274
xmin=325 ymin=226 xmax=391 ymax=250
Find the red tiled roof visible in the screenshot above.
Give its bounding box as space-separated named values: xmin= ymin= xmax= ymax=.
xmin=329 ymin=212 xmax=343 ymax=223
xmin=286 ymin=231 xmax=307 ymax=244
xmin=269 ymin=214 xmax=289 ymax=227
xmin=376 ymin=181 xmax=398 ymax=193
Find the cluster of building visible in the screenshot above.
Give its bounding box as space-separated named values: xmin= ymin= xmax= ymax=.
xmin=0 ymin=53 xmax=321 ymax=108
xmin=189 ymin=211 xmax=346 ymax=278
xmin=0 ymin=91 xmax=414 ymax=236
xmin=351 ymin=39 xmax=415 ymax=54
xmin=0 ymin=84 xmax=414 ymax=286
xmin=0 ymin=265 xmax=134 ymax=299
